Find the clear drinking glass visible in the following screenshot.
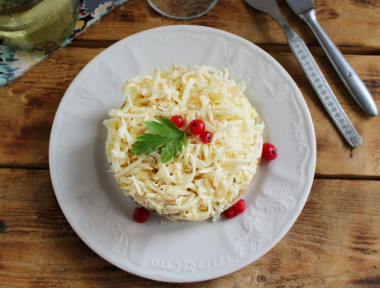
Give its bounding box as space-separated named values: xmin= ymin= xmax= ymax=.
xmin=148 ymin=0 xmax=219 ymax=20
xmin=0 ymin=0 xmax=79 ymax=52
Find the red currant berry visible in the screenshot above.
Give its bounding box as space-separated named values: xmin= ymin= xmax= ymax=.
xmin=224 ymin=207 xmax=236 ymax=219
xmin=189 ymin=119 xmax=205 ymax=135
xmin=200 ymin=131 xmax=212 ymax=144
xmin=171 ymin=115 xmax=184 ymax=128
xmin=233 ymin=199 xmax=246 ymax=215
xmin=262 ymin=143 xmax=277 ymax=161
xmin=133 ymin=207 xmax=149 ymax=223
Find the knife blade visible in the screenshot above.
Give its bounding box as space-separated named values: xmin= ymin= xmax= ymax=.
xmin=285 ymin=0 xmax=378 ymax=116
xmin=244 ymin=0 xmax=362 ymax=147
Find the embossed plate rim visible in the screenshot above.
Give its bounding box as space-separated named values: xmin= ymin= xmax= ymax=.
xmin=49 ymin=25 xmax=316 ymax=282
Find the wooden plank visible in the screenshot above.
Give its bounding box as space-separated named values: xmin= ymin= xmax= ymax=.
xmin=0 ymin=47 xmax=379 ymax=176
xmin=0 ymin=169 xmax=379 ymax=287
xmin=0 ymin=47 xmax=102 ymax=168
xmin=74 ymin=0 xmax=380 ymax=51
xmin=271 ymin=53 xmax=380 ymax=178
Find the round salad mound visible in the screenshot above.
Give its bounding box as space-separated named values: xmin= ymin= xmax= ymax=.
xmin=104 ymin=64 xmax=264 ymax=221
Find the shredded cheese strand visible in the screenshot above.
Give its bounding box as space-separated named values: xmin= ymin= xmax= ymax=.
xmin=104 ymin=64 xmax=264 ymax=221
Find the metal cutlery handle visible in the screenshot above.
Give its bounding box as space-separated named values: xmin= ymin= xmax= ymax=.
xmin=283 ymin=26 xmax=362 ymax=147
xmin=301 ymin=10 xmax=378 ymax=117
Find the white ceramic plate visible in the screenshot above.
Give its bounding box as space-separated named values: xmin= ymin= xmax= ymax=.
xmin=49 ymin=25 xmax=316 ymax=282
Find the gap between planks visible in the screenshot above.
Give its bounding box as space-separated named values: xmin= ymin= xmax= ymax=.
xmin=0 ymin=165 xmax=379 ymax=181
xmin=68 ymin=40 xmax=380 ymax=56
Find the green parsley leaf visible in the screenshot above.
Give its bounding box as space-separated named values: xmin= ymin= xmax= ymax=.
xmin=130 ymin=117 xmax=188 ymax=163
xmin=129 ymin=133 xmax=169 ymax=155
xmin=160 ymin=133 xmax=188 ymax=163
xmin=144 ymin=117 xmax=183 ymax=137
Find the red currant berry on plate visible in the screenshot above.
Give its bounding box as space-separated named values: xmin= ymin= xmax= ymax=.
xmin=200 ymin=131 xmax=212 ymax=144
xmin=171 ymin=115 xmax=184 ymax=128
xmin=262 ymin=143 xmax=277 ymax=161
xmin=224 ymin=207 xmax=236 ymax=219
xmin=133 ymin=207 xmax=149 ymax=223
xmin=233 ymin=199 xmax=246 ymax=215
xmin=189 ymin=119 xmax=205 ymax=135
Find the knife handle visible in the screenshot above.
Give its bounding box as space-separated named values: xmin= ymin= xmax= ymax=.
xmin=283 ymin=26 xmax=362 ymax=147
xmin=301 ymin=10 xmax=377 ymax=117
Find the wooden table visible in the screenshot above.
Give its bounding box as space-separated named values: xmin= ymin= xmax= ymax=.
xmin=1 ymin=0 xmax=379 ymax=286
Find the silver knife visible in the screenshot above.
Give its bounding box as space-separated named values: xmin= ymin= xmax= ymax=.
xmin=244 ymin=0 xmax=362 ymax=147
xmin=285 ymin=0 xmax=378 ymax=117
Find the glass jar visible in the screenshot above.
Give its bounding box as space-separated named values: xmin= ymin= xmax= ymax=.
xmin=0 ymin=0 xmax=79 ymax=52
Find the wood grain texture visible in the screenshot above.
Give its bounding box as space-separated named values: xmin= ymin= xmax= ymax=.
xmin=0 ymin=0 xmax=379 ymax=286
xmin=0 ymin=47 xmax=100 ymax=168
xmin=0 ymin=47 xmax=379 ymax=177
xmin=0 ymin=169 xmax=379 ymax=287
xmin=75 ymin=0 xmax=380 ymax=51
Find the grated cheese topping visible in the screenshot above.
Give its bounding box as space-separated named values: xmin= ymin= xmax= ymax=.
xmin=104 ymin=65 xmax=264 ymax=221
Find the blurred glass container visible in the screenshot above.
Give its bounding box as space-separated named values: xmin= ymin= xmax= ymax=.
xmin=0 ymin=0 xmax=79 ymax=52
xmin=148 ymin=0 xmax=219 ymax=20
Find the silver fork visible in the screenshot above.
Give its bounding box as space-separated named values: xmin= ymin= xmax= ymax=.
xmin=285 ymin=0 xmax=377 ymax=117
xmin=244 ymin=0 xmax=362 ymax=147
